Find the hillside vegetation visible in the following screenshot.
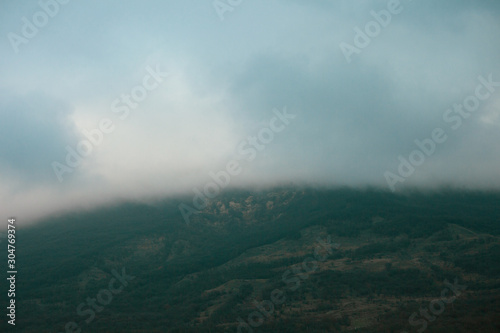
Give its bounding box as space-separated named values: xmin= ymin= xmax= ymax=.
xmin=3 ymin=188 xmax=500 ymax=332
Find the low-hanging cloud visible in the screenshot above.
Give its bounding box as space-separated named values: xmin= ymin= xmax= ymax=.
xmin=0 ymin=0 xmax=499 ymax=224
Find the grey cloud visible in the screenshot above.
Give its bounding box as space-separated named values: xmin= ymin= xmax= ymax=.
xmin=0 ymin=0 xmax=499 ymax=223
xmin=0 ymin=91 xmax=79 ymax=183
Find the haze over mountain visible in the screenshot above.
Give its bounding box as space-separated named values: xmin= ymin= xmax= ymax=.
xmin=1 ymin=0 xmax=500 ymax=224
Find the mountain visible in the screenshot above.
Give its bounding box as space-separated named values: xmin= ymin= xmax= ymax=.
xmin=3 ymin=188 xmax=500 ymax=332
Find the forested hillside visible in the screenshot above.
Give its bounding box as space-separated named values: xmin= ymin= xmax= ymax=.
xmin=3 ymin=188 xmax=500 ymax=332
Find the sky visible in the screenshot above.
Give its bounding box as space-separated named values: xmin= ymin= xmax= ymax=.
xmin=1 ymin=0 xmax=500 ymax=224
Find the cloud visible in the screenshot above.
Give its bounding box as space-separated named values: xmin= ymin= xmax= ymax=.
xmin=0 ymin=0 xmax=499 ymax=224
xmin=0 ymin=91 xmax=79 ymax=183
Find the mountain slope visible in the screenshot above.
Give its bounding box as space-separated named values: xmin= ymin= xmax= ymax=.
xmin=4 ymin=188 xmax=500 ymax=332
